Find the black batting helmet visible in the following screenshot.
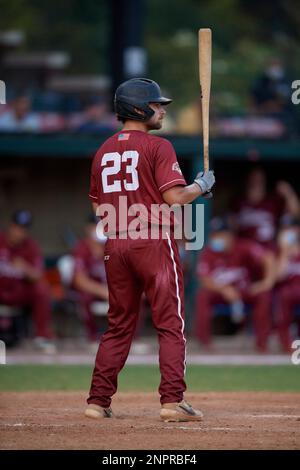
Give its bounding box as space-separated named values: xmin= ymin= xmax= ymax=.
xmin=114 ymin=78 xmax=172 ymax=122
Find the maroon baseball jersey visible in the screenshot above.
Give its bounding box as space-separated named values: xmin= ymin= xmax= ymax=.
xmin=197 ymin=238 xmax=265 ymax=290
xmin=232 ymin=196 xmax=284 ymax=248
xmin=0 ymin=232 xmax=43 ymax=281
xmin=89 ymin=130 xmax=186 ymax=234
xmin=73 ymin=239 xmax=106 ymax=283
xmin=278 ymin=253 xmax=300 ymax=285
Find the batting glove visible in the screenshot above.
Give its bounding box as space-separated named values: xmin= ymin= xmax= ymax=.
xmin=194 ymin=170 xmax=215 ymax=194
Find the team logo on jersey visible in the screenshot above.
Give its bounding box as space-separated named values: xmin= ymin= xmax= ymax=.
xmin=118 ymin=133 xmax=130 ymax=141
xmin=172 ymin=162 xmax=183 ymax=175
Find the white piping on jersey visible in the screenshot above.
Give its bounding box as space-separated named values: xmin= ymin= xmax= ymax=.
xmin=89 ymin=193 xmax=98 ymax=200
xmin=166 ymin=232 xmax=187 ymax=375
xmin=159 ymin=178 xmax=186 ymax=191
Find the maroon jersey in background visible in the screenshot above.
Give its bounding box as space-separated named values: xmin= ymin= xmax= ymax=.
xmin=197 ymin=238 xmax=266 ymax=290
xmin=72 ymin=239 xmax=106 ymax=284
xmin=277 ymin=253 xmax=300 ymax=286
xmin=72 ymin=238 xmax=107 ymax=340
xmin=274 ymin=253 xmax=300 ymax=351
xmin=0 ymin=232 xmax=52 ymax=339
xmin=195 ymin=239 xmax=271 ymax=350
xmin=89 ymin=130 xmax=186 ymax=234
xmin=232 ymin=196 xmax=284 ymax=249
xmin=0 ymin=232 xmax=43 ymax=283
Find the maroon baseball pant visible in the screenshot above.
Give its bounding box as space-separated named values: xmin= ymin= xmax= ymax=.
xmin=78 ymin=292 xmax=105 ymax=341
xmin=195 ymin=288 xmax=271 ymax=351
xmin=275 ymin=283 xmax=300 ymax=351
xmin=87 ymin=234 xmax=187 ymax=408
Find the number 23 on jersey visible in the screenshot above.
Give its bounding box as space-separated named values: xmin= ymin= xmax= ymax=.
xmin=101 ymin=151 xmax=139 ymax=193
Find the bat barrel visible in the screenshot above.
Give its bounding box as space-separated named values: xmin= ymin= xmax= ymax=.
xmin=199 ymin=28 xmax=212 ymax=173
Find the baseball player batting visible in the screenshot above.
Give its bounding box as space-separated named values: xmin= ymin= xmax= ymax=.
xmin=85 ymin=78 xmax=215 ymax=422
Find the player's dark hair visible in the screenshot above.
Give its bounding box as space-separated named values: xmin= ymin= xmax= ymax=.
xmin=117 ymin=115 xmax=126 ymax=123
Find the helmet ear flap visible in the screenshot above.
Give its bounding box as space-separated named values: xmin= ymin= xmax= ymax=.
xmin=134 ymin=107 xmax=147 ymax=118
xmin=114 ymin=100 xmax=154 ymax=122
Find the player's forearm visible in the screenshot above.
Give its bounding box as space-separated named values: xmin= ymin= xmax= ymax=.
xmin=74 ymin=273 xmax=109 ymax=299
xmin=17 ymin=262 xmax=42 ymax=282
xmin=163 ymin=171 xmax=215 ymax=205
xmin=201 ymin=276 xmax=226 ymax=295
xmin=25 ymin=267 xmax=42 ymax=282
xmin=275 ymin=253 xmax=290 ymax=281
xmin=162 ymin=183 xmax=203 ymax=206
xmin=285 ymin=193 xmax=300 ymax=217
xmin=261 ymin=252 xmax=276 ymax=288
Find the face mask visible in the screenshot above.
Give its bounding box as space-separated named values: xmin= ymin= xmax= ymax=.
xmin=210 ymin=237 xmax=226 ymax=252
xmin=281 ymin=230 xmax=298 ymax=246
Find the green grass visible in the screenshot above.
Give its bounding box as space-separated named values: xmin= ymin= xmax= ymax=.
xmin=0 ymin=365 xmax=299 ymax=392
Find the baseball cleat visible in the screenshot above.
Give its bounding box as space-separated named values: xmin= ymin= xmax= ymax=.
xmin=160 ymin=400 xmax=203 ymax=422
xmin=84 ymin=404 xmax=113 ymax=419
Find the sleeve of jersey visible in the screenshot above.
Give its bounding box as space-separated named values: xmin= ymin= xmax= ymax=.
xmin=154 ymin=139 xmax=187 ymax=193
xmin=88 ymin=157 xmax=98 ymax=203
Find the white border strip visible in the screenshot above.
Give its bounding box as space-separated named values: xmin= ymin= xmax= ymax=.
xmin=5 ymin=353 xmax=293 ymax=365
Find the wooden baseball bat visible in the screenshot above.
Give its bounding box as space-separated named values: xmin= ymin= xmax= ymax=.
xmin=198 ymin=28 xmax=212 ymax=172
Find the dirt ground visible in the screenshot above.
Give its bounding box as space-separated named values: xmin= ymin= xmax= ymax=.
xmin=0 ymin=391 xmax=300 ymax=450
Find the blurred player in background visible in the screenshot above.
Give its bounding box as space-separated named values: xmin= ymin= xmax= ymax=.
xmin=85 ymin=78 xmax=215 ymax=422
xmin=72 ymin=215 xmax=109 ymax=344
xmin=251 ymin=58 xmax=291 ymax=116
xmin=232 ymin=167 xmax=300 ymax=251
xmin=0 ymin=94 xmax=41 ymax=133
xmin=0 ymin=210 xmax=54 ymax=352
xmin=195 ymin=217 xmax=274 ymax=352
xmin=274 ymin=216 xmax=300 ymax=352
xmin=75 ymin=97 xmax=118 ymax=134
